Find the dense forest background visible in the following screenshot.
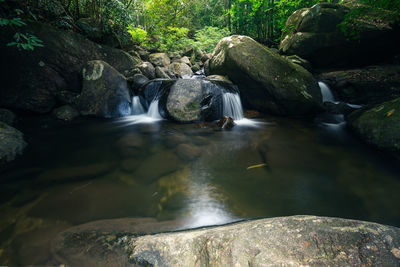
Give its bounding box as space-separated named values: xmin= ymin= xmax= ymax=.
xmin=1 ymin=0 xmax=400 ymax=53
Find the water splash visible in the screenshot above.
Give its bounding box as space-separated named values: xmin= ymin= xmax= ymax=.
xmin=318 ymin=82 xmax=335 ymax=103
xmin=222 ymin=93 xmax=244 ymax=120
xmin=132 ymin=96 xmax=145 ymax=115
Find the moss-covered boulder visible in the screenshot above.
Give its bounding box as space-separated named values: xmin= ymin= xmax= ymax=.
xmin=347 ymin=97 xmax=400 ymax=152
xmin=127 ymin=215 xmax=400 ymax=266
xmin=77 ymin=60 xmax=131 ymax=118
xmin=0 ymin=22 xmax=140 ymax=114
xmin=0 ymin=122 xmax=27 ymax=163
xmin=168 ymin=62 xmax=193 ymax=78
xmin=149 ymin=53 xmax=171 ymax=68
xmin=279 ymin=3 xmax=400 ymax=68
xmin=209 ymin=35 xmax=322 ymax=116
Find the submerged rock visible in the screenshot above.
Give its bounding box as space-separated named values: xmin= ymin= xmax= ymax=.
xmin=279 ymin=3 xmax=400 ymax=67
xmin=0 ymin=22 xmax=140 ymax=114
xmin=77 ymin=60 xmax=131 ymax=118
xmin=53 ymin=105 xmax=80 ymax=121
xmin=347 ymin=97 xmax=400 ymax=152
xmin=175 ymin=143 xmax=202 ymax=161
xmin=127 ymin=215 xmax=400 ymax=266
xmin=209 ymin=35 xmax=322 ymax=116
xmin=0 ymin=122 xmax=27 ymax=163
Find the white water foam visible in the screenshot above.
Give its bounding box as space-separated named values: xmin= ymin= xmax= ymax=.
xmin=222 ymin=93 xmax=244 ymax=120
xmin=318 ymin=81 xmax=336 ymax=103
xmin=132 ymin=96 xmax=145 ymax=115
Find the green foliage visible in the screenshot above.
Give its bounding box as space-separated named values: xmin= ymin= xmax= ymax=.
xmin=127 ymin=26 xmax=148 ymax=43
xmin=193 ymin=26 xmax=230 ymax=53
xmin=154 ymin=27 xmax=193 ymax=52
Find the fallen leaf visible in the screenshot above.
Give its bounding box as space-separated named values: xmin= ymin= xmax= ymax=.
xmin=247 ymin=163 xmax=267 ymax=170
xmin=386 ymin=109 xmax=395 ymax=117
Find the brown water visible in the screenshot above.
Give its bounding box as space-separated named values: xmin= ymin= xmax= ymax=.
xmin=1 ymin=115 xmax=400 ymax=265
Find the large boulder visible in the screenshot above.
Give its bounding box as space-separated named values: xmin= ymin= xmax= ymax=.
xmin=0 ymin=22 xmax=141 ymax=114
xmin=279 ymin=3 xmax=400 ymax=68
xmin=0 ymin=122 xmax=27 ymax=163
xmin=208 ymin=35 xmax=322 ymax=116
xmin=168 ymin=62 xmax=193 ymax=78
xmin=319 ymin=65 xmax=400 ymax=105
xmin=136 ymin=62 xmax=156 ymax=80
xmin=127 ymin=215 xmax=400 ymax=266
xmin=149 ymin=53 xmax=170 ymax=68
xmin=159 ymin=79 xmax=238 ymax=123
xmin=77 ymin=60 xmax=131 ymax=118
xmin=347 ymin=97 xmax=400 ymax=152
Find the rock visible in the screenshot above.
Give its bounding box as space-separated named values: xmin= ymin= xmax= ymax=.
xmin=55 ymin=90 xmax=79 ymax=106
xmin=284 ymin=55 xmax=312 ymax=71
xmin=155 ymin=66 xmax=173 ymax=79
xmin=149 ymin=53 xmax=170 ymax=67
xmin=216 ymin=116 xmax=235 ymax=129
xmin=319 ymin=65 xmax=400 ymax=105
xmin=175 ymin=143 xmax=202 ymax=161
xmin=205 ymin=75 xmax=233 ymax=84
xmin=127 ymin=215 xmax=400 ymax=266
xmin=201 ymin=53 xmax=211 ymax=63
xmin=347 ymin=97 xmax=400 ymax=152
xmin=168 ymin=62 xmax=193 ymax=78
xmin=209 ymin=35 xmax=322 ymax=116
xmin=0 ymin=108 xmax=16 ymax=125
xmin=53 ymin=105 xmax=80 ymax=121
xmin=179 ymin=56 xmax=192 ymax=67
xmin=76 ymin=18 xmax=103 ymax=43
xmin=168 ymin=52 xmax=181 ymax=62
xmin=0 ymin=22 xmax=141 ymax=113
xmin=191 ymin=63 xmax=201 ymax=73
xmin=38 ymin=0 xmax=64 ymax=19
xmin=0 ymin=122 xmax=27 ymax=163
xmin=77 ymin=60 xmax=131 ymax=118
xmin=279 ymin=3 xmax=400 ymax=67
xmin=136 ymin=62 xmax=156 ymax=80
xmin=131 ymin=74 xmax=149 ymax=91
xmin=138 ymin=50 xmax=150 ymax=61
xmin=163 ymin=79 xmax=203 ymax=122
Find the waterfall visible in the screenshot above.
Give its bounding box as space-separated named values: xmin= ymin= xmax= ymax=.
xmin=318 ymin=82 xmax=335 ymax=103
xmin=222 ymin=93 xmax=244 ymax=120
xmin=147 ymin=99 xmax=162 ymax=119
xmin=132 ymin=96 xmax=145 ymax=115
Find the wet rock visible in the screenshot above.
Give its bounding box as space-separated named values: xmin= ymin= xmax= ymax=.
xmin=55 ymin=90 xmax=79 ymax=106
xmin=53 ymin=105 xmax=80 ymax=121
xmin=0 ymin=108 xmax=16 ymax=125
xmin=284 ymin=55 xmax=312 ymax=71
xmin=0 ymin=22 xmax=140 ymax=113
xmin=127 ymin=215 xmax=400 ymax=266
xmin=279 ymin=3 xmax=400 ymax=67
xmin=176 ymin=143 xmax=202 ymax=161
xmin=179 ymin=56 xmax=192 ymax=67
xmin=216 ymin=116 xmax=235 ymax=129
xmin=51 ymin=217 xmax=185 ymax=267
xmin=244 ymin=110 xmax=263 ymax=118
xmin=155 ymin=66 xmax=173 ymax=79
xmin=138 ymin=50 xmax=150 ymax=61
xmin=347 ymin=97 xmax=400 ymax=152
xmin=209 ymin=35 xmax=322 ymax=116
xmin=77 ymin=60 xmax=131 ymax=118
xmin=168 ymin=62 xmax=193 ymax=78
xmin=133 ymin=151 xmax=181 ymax=184
xmin=131 ymin=74 xmax=149 ymax=91
xmin=149 ymin=53 xmax=170 ymax=67
xmin=0 ymin=122 xmax=27 ymax=163
xmin=136 ymin=62 xmax=156 ymax=79
xmin=205 ymin=75 xmax=233 ymax=84
xmin=319 ymin=65 xmax=400 ymax=105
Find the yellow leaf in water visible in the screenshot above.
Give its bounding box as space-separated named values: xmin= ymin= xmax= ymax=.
xmin=386 ymin=109 xmax=395 ymax=117
xmin=247 ymin=163 xmax=267 ymax=170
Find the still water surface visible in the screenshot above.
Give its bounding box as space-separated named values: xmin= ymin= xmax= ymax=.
xmin=1 ymin=115 xmax=400 ymax=264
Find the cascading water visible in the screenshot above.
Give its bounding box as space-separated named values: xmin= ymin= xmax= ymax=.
xmin=222 ymin=93 xmax=244 ymax=120
xmin=131 ymin=96 xmax=145 ymax=115
xmin=147 ymin=99 xmax=162 ymax=119
xmin=318 ymin=82 xmax=335 ymax=103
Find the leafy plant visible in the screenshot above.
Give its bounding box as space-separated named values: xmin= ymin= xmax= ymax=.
xmin=127 ymin=26 xmax=148 ymax=43
xmin=193 ymin=26 xmax=230 ymax=53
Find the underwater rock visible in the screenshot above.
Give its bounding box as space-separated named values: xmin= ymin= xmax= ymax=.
xmin=53 ymin=105 xmax=80 ymax=121
xmin=0 ymin=122 xmax=27 ymax=163
xmin=77 ymin=60 xmax=131 ymax=118
xmin=127 ymin=215 xmax=400 ymax=266
xmin=176 ymin=143 xmax=202 ymax=161
xmin=209 ymin=35 xmax=322 ymax=116
xmin=347 ymin=97 xmax=400 ymax=152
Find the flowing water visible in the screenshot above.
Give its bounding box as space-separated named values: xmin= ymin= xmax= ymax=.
xmin=1 ymin=112 xmax=400 ymax=264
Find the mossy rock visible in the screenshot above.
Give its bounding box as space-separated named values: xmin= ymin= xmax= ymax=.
xmin=348 ymin=97 xmax=400 ymax=151
xmin=0 ymin=122 xmax=27 ymax=163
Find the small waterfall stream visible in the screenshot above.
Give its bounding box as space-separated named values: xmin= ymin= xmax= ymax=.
xmin=222 ymin=93 xmax=244 ymax=120
xmin=318 ymin=81 xmax=336 ymax=103
xmin=132 ymin=96 xmax=145 ymax=115
xmin=147 ymin=99 xmax=162 ymax=119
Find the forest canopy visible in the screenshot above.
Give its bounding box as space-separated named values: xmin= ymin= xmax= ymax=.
xmin=2 ymin=0 xmax=400 ymax=52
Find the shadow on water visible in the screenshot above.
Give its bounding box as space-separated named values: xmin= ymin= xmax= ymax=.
xmin=1 ymin=114 xmax=400 ymax=265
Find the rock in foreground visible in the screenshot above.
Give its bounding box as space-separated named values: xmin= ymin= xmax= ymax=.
xmin=209 ymin=35 xmax=322 ymax=116
xmin=0 ymin=122 xmax=27 ymax=163
xmin=347 ymin=97 xmax=400 ymax=152
xmin=128 ymin=215 xmax=400 ymax=266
